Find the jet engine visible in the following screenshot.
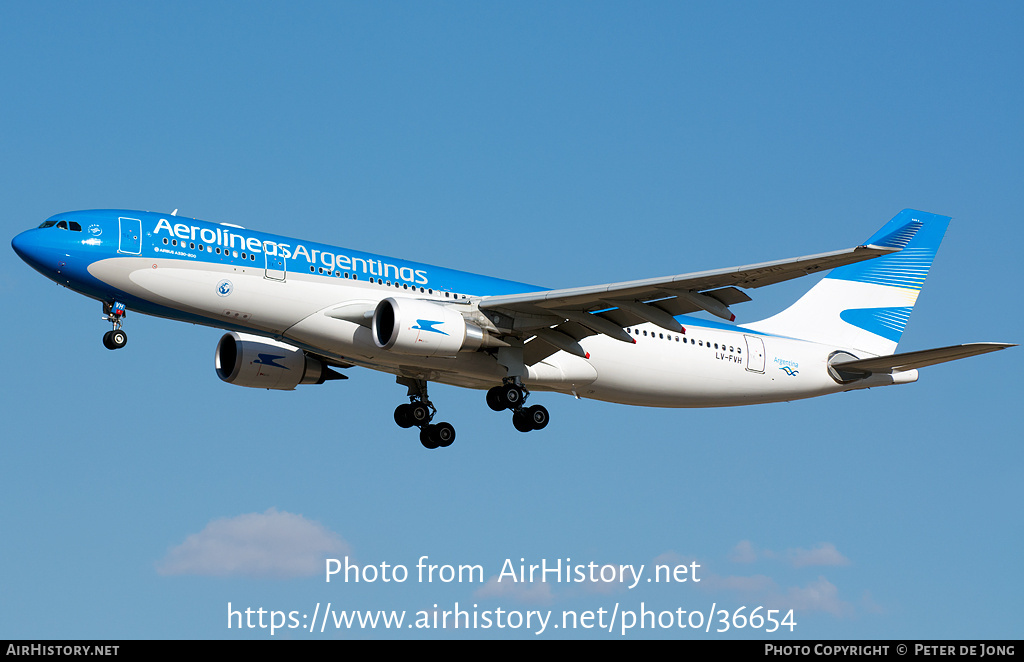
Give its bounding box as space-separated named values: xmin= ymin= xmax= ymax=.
xmin=372 ymin=297 xmax=486 ymax=357
xmin=215 ymin=332 xmax=342 ymax=390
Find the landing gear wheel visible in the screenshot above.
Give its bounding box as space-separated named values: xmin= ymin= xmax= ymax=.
xmin=486 ymin=386 xmax=505 ymax=412
xmin=110 ymin=329 xmax=127 ymax=349
xmin=488 ymin=383 xmax=524 ymax=411
xmin=394 ymin=404 xmax=415 ymax=428
xmin=512 ymin=410 xmax=534 ymax=433
xmin=420 ymin=425 xmax=440 ymax=449
xmin=103 ymin=329 xmax=127 ymax=350
xmin=511 ymin=404 xmax=550 ymax=432
xmin=409 ymin=402 xmax=432 ymax=426
xmin=433 ymin=422 xmax=456 ymax=448
xmin=525 ymin=404 xmax=549 ymax=430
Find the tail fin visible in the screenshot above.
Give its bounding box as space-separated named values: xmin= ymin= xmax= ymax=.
xmin=747 ymin=209 xmax=951 ymax=356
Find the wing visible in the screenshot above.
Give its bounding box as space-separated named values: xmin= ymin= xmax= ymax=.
xmin=478 ymin=244 xmax=900 ymax=364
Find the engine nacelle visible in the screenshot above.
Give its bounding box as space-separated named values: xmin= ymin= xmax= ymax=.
xmin=372 ymin=297 xmax=485 ymax=357
xmin=215 ymin=332 xmax=336 ymax=390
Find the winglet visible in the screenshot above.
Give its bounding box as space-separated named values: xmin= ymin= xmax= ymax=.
xmin=863 ymin=217 xmax=924 ymax=251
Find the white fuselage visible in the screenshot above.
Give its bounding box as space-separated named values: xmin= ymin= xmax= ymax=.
xmin=87 ymin=254 xmax=897 ymax=407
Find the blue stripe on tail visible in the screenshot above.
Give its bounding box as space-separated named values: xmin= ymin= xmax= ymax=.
xmin=839 ymin=307 xmax=914 ymax=343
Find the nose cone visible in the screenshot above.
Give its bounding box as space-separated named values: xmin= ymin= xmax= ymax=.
xmin=12 ymin=228 xmax=55 ymax=273
xmin=12 ymin=229 xmax=39 ymax=264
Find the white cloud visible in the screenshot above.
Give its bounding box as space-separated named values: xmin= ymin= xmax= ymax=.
xmin=729 ymin=540 xmax=758 ymax=564
xmin=784 ymin=576 xmax=852 ymax=617
xmin=156 ymin=508 xmax=350 ymax=578
xmin=727 ymin=540 xmax=850 ymax=568
xmin=709 ymin=573 xmax=777 ymax=593
xmin=787 ymin=542 xmax=850 ymax=568
xmin=703 ymin=573 xmax=853 ymax=617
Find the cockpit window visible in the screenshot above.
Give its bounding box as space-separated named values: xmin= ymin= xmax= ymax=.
xmin=38 ymin=219 xmax=82 ymax=231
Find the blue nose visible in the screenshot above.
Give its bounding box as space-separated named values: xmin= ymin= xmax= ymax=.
xmin=12 ymin=229 xmax=37 ymax=263
xmin=12 ymin=228 xmax=55 ymax=272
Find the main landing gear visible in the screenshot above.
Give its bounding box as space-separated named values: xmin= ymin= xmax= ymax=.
xmin=393 ymin=378 xmax=456 ymax=450
xmin=101 ymin=301 xmax=128 ymax=350
xmin=487 ymin=378 xmax=549 ymax=433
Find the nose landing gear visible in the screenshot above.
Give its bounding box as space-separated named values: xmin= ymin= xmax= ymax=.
xmin=101 ymin=302 xmax=128 ymax=350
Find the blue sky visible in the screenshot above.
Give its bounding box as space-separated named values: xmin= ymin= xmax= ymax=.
xmin=1 ymin=1 xmax=1021 ymax=639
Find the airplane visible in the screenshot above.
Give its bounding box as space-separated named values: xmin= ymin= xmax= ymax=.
xmin=12 ymin=208 xmax=1013 ymax=449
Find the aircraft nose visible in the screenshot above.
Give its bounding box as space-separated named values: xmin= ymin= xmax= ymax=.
xmin=12 ymin=229 xmax=34 ymax=260
xmin=12 ymin=228 xmax=49 ymax=270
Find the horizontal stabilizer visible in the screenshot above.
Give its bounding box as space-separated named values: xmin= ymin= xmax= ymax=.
xmin=830 ymin=342 xmax=1015 ymax=375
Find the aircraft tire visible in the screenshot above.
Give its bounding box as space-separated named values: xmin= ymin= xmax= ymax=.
xmin=394 ymin=404 xmax=414 ymax=428
xmin=512 ymin=410 xmax=533 ymax=433
xmin=109 ymin=329 xmax=127 ymax=349
xmin=409 ymin=402 xmax=431 ymax=426
xmin=526 ymin=405 xmax=549 ymax=431
xmin=420 ymin=425 xmax=440 ymax=449
xmin=499 ymin=385 xmax=523 ymax=410
xmin=486 ymin=387 xmax=505 ymax=412
xmin=433 ymin=422 xmax=456 ymax=447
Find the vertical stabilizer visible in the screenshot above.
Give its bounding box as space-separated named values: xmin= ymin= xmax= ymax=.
xmin=746 ymin=210 xmax=951 ymax=356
